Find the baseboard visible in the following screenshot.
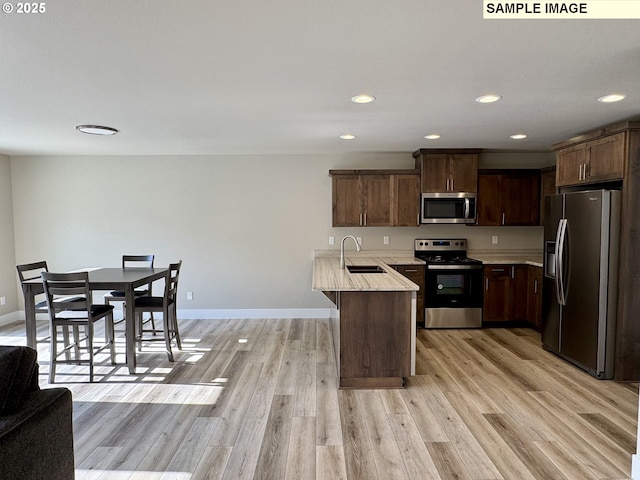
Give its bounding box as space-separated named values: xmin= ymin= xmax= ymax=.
xmin=2 ymin=308 xmax=333 ymax=329
xmin=176 ymin=308 xmax=332 ymax=319
xmin=0 ymin=311 xmax=22 ymax=327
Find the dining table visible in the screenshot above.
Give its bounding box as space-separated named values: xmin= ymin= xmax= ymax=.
xmin=21 ymin=266 xmax=169 ymax=374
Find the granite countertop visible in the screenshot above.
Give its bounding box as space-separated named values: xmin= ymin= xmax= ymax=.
xmin=312 ymin=253 xmax=422 ymax=292
xmin=468 ymin=250 xmax=543 ymax=268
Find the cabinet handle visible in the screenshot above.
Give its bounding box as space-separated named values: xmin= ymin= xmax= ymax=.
xmin=511 ymin=266 xmax=515 ymax=278
xmin=502 ymin=213 xmax=506 ymax=225
xmin=583 ymin=163 xmax=588 ymax=180
xmin=359 ymin=213 xmax=363 ymax=226
xmin=579 ymin=164 xmax=583 ymax=180
xmin=485 ymin=278 xmax=489 ymax=291
xmin=404 ymin=269 xmax=418 ymax=273
xmin=451 ymin=178 xmax=454 ymax=191
xmin=491 ymin=268 xmax=505 ymax=272
xmin=534 ymin=279 xmax=538 ymax=294
xmin=446 ymin=178 xmax=450 ymax=191
xmin=363 ymin=213 xmax=367 ymax=225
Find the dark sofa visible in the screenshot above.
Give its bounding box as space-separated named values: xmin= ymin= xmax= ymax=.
xmin=0 ymin=345 xmax=75 ymax=480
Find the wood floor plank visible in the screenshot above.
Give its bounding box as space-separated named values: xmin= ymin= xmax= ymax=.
xmin=388 ymin=413 xmax=443 ymax=480
xmin=338 ymin=389 xmax=380 ymax=480
xmin=315 ymin=362 xmax=343 ymax=446
xmin=284 ymin=416 xmax=316 ymax=480
xmin=316 ymin=445 xmax=348 ymax=480
xmin=360 ymin=391 xmax=412 ymax=480
xmin=253 ymin=395 xmax=294 ymax=480
xmin=425 ymin=441 xmax=474 ymax=480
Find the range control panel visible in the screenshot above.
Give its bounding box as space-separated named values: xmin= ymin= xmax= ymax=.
xmin=414 ymin=239 xmax=467 ymax=252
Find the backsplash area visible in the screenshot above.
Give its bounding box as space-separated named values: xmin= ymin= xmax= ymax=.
xmin=328 ymin=225 xmax=544 ymax=252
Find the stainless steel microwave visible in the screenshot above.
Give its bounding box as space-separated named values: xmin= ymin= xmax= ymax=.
xmin=421 ymin=192 xmax=477 ymax=224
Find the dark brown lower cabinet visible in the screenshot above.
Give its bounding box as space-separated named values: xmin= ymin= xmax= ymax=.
xmin=390 ymin=264 xmax=425 ymax=326
xmin=527 ymin=266 xmax=543 ymax=329
xmin=330 ymin=290 xmax=412 ymax=388
xmin=483 ymin=264 xmax=528 ymax=323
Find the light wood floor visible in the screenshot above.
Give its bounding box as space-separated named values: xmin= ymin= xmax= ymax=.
xmin=1 ymin=318 xmax=637 ymax=479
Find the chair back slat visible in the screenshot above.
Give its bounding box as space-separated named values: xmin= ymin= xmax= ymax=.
xmin=16 ymin=261 xmax=48 ymax=282
xmin=41 ymin=272 xmax=92 ymax=314
xmin=123 ymin=255 xmax=154 ymax=269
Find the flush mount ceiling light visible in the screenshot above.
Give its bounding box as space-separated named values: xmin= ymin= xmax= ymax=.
xmin=340 ymin=134 xmax=356 ymax=140
xmin=475 ymin=94 xmax=502 ymax=104
xmin=424 ymin=134 xmax=441 ymax=140
xmin=510 ymin=134 xmax=527 ymax=140
xmin=351 ymin=94 xmax=376 ymax=104
xmin=76 ymin=125 xmax=119 ymax=135
xmin=597 ymin=94 xmax=627 ymax=103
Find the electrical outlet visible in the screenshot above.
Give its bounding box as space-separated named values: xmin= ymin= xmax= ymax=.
xmin=329 ymin=236 xmax=335 ymax=245
xmin=0 ymin=296 xmax=5 ymax=306
xmin=492 ymin=235 xmax=499 ymax=245
xmin=383 ymin=236 xmax=389 ymax=245
xmin=187 ymin=292 xmax=193 ymax=300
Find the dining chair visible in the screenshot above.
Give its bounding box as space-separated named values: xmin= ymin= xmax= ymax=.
xmin=104 ymin=255 xmax=156 ymax=329
xmin=16 ymin=261 xmax=82 ymax=351
xmin=42 ymin=271 xmax=116 ymax=383
xmin=133 ymin=260 xmax=182 ymax=362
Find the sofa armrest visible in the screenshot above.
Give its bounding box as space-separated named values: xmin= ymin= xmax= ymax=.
xmin=0 ymin=388 xmax=75 ymax=480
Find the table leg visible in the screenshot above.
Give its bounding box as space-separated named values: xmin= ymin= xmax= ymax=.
xmin=24 ymin=285 xmax=37 ymax=348
xmin=124 ymin=285 xmax=136 ymax=374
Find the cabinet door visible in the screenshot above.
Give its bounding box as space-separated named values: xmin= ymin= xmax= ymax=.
xmin=527 ymin=266 xmax=543 ymax=329
xmin=477 ymin=174 xmax=503 ymax=226
xmin=586 ymin=132 xmax=625 ymax=182
xmin=510 ymin=265 xmax=529 ymax=321
xmin=332 ymin=175 xmax=362 ymax=226
xmin=362 ymin=175 xmax=392 ymax=226
xmin=450 ymin=154 xmax=478 ymax=192
xmin=421 ymin=154 xmax=449 ymax=192
xmin=556 ymin=144 xmax=586 ymax=186
xmin=502 ymin=174 xmax=540 ymax=225
xmin=393 ymin=174 xmax=420 ymax=226
xmin=483 ymin=266 xmax=511 ymax=322
xmin=392 ymin=264 xmax=425 ymax=324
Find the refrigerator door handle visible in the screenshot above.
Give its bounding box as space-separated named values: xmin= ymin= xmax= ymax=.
xmin=556 ymin=218 xmax=568 ymax=305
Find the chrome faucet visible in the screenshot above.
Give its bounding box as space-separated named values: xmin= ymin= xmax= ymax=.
xmin=340 ymin=235 xmax=362 ymax=269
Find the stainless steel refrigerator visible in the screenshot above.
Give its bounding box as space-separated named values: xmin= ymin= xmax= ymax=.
xmin=542 ymin=190 xmax=621 ymax=379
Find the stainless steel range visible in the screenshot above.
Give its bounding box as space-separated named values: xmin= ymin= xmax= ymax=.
xmin=414 ymin=238 xmax=483 ymax=328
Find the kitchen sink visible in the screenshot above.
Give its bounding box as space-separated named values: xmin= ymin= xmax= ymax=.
xmin=346 ymin=265 xmax=386 ymax=274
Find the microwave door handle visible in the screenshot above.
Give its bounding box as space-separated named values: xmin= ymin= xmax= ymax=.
xmin=464 ymin=198 xmax=470 ymax=219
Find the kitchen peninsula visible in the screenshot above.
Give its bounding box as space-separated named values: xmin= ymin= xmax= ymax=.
xmin=312 ymin=253 xmax=422 ymax=388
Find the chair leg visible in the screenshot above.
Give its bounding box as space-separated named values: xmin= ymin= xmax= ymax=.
xmin=163 ymin=310 xmax=174 ymax=362
xmin=106 ymin=312 xmax=116 ymax=365
xmin=87 ymin=322 xmax=94 ymax=383
xmin=172 ymin=304 xmax=181 ymax=350
xmin=49 ymin=324 xmax=57 ymax=384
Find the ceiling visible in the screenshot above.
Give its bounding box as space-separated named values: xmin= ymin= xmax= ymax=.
xmin=1 ymin=1 xmax=640 ymax=157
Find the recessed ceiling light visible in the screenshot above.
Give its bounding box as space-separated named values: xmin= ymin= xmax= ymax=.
xmin=340 ymin=134 xmax=356 ymax=140
xmin=475 ymin=94 xmax=502 ymax=104
xmin=351 ymin=94 xmax=375 ymax=104
xmin=597 ymin=94 xmax=627 ymax=103
xmin=510 ymin=134 xmax=527 ymax=140
xmin=76 ymin=125 xmax=118 ymax=135
xmin=424 ymin=134 xmax=441 ymax=140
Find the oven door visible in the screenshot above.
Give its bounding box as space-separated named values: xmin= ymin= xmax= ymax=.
xmin=424 ymin=265 xmax=483 ymax=308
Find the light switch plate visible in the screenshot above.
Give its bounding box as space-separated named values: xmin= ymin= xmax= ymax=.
xmin=492 ymin=235 xmax=499 ymax=244
xmin=383 ymin=236 xmax=389 ymax=245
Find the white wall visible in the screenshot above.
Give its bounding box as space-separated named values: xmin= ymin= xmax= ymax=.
xmin=8 ymin=151 xmax=547 ymax=314
xmin=0 ymin=155 xmax=18 ymax=323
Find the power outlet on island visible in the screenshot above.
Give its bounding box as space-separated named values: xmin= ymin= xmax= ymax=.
xmin=0 ymin=296 xmax=5 ymax=306
xmin=383 ymin=236 xmax=390 ymax=245
xmin=492 ymin=235 xmax=499 ymax=245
